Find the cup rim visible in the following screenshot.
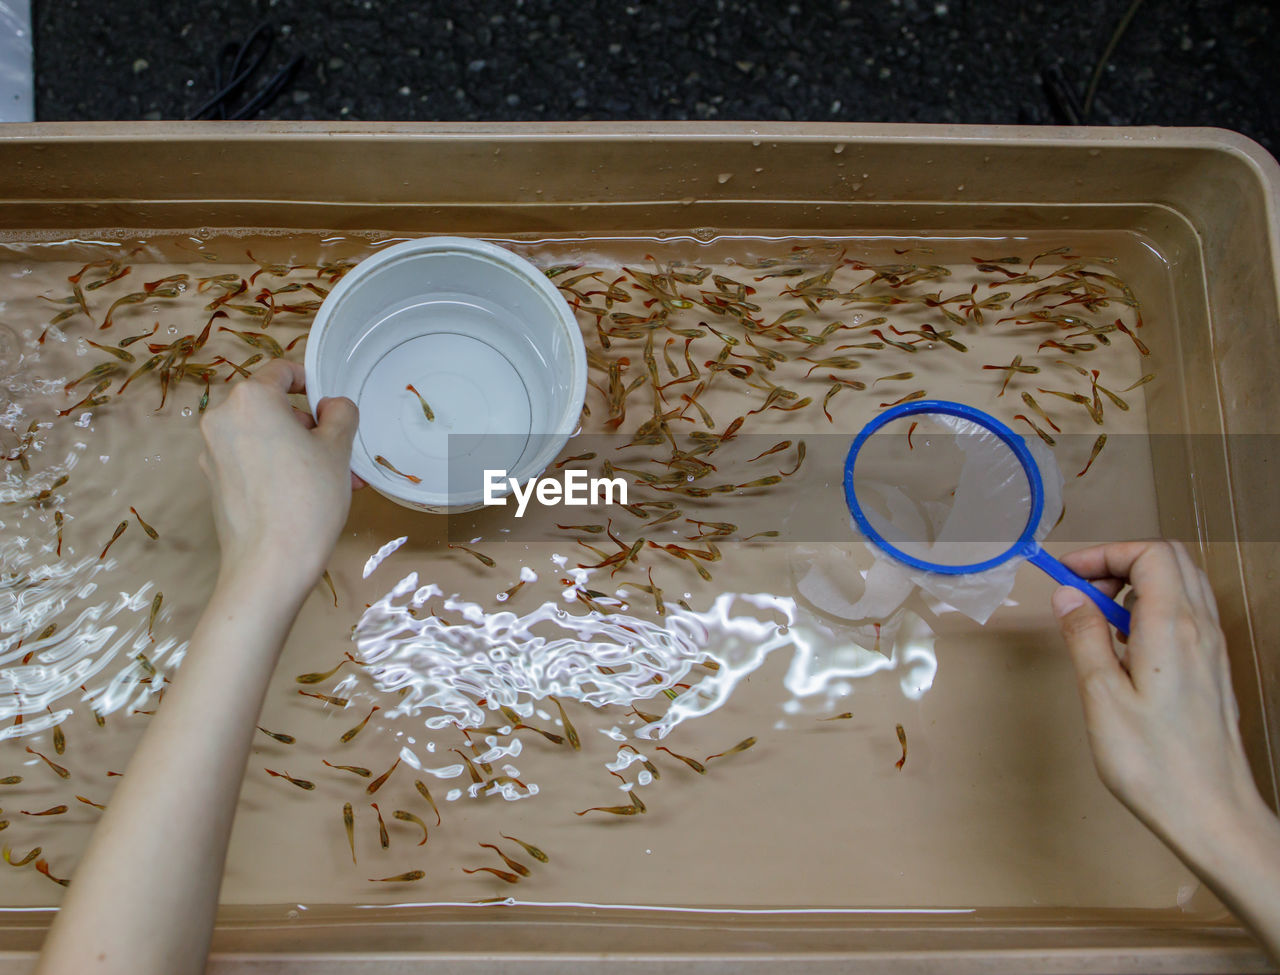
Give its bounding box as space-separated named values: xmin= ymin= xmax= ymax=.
xmin=304 ymin=236 xmax=587 ymax=512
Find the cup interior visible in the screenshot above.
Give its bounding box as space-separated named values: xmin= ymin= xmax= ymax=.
xmin=306 ymin=240 xmax=585 ymax=510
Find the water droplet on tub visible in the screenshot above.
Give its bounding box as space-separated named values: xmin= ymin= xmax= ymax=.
xmin=716 ymin=172 xmax=733 ymax=184
xmin=833 ymin=144 xmax=845 ymax=154
xmin=167 ymin=326 xmax=178 ymax=335
xmin=181 ymin=407 xmax=192 ymax=417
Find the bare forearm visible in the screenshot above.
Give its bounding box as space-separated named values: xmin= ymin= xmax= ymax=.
xmin=36 ymin=565 xmax=306 ymax=975
xmin=1163 ymin=791 xmax=1280 ymax=963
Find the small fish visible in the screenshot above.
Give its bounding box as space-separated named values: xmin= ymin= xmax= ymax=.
xmin=147 ymin=591 xmax=163 ymax=640
xmin=393 ymin=809 xmax=430 ymax=846
xmin=3 ymin=845 xmax=41 ymax=866
xmin=54 ymin=511 xmax=63 ymax=557
xmin=320 ymin=569 xmax=338 ymax=608
xmin=75 ymin=795 xmax=106 ymax=810
xmin=264 ymin=768 xmax=314 ymax=790
xmin=25 ymin=746 xmax=69 ymax=779
xmin=1029 ymin=245 xmax=1074 ymax=267
xmin=448 ymin=544 xmax=496 ymax=568
xmin=216 ymin=325 xmax=284 ymax=358
xmin=744 ymin=441 xmax=791 ymax=464
xmin=706 ymin=736 xmax=757 ymax=762
xmin=343 ymin=802 xmax=356 ymax=864
xmin=820 ymin=712 xmax=854 ymax=721
xmin=1121 ymin=373 xmax=1155 ymax=392
xmin=57 ymin=378 xmax=113 ymax=417
xmin=296 ymin=653 xmax=354 ymax=684
xmin=371 ymin=802 xmax=390 ymax=848
xmin=301 ymin=690 xmax=350 ymax=707
xmin=554 ymin=451 xmax=597 ymax=469
xmin=782 ymin=441 xmax=806 ymax=477
xmin=406 ymin=383 xmax=435 ymax=421
xmin=52 ymin=722 xmax=65 ymax=756
xmin=66 ymin=361 xmax=122 ymax=391
xmin=0 ymin=776 xmax=22 ymax=785
xmin=323 ymin=760 xmax=371 ymax=777
xmin=895 ymin=723 xmax=908 ymax=770
xmin=367 ymin=757 xmax=402 ymax=795
xmin=340 ymin=705 xmax=380 ymax=744
xmin=479 ymin=842 xmax=531 ymax=877
xmin=549 ymin=696 xmax=581 ymax=750
xmin=373 ymin=454 xmax=422 ymax=484
xmin=99 ymin=520 xmax=128 ymax=559
xmin=198 ymin=380 xmax=211 ymax=413
xmin=129 ymin=507 xmax=159 ymax=539
xmin=84 ymin=338 xmax=135 ymax=363
xmin=575 ymin=800 xmax=641 ymax=817
xmin=414 ymin=779 xmax=443 ymax=826
xmin=500 ymin=833 xmax=550 ymax=863
xmin=873 ymin=372 xmax=915 ymax=385
xmin=462 ymin=866 xmax=521 ymax=883
xmin=257 ymin=726 xmax=296 ymax=745
xmin=370 ymin=870 xmax=425 ymax=883
xmin=20 ymin=805 xmax=68 ymax=817
xmin=34 ymin=859 xmax=69 ymax=887
xmin=878 ymin=390 xmax=926 ymax=409
xmin=655 ymin=745 xmax=706 ymax=774
xmin=118 ymin=323 xmax=159 ymax=347
xmin=1077 ymin=434 xmax=1107 ymax=478
xmin=450 ymin=748 xmax=484 ymax=785
xmin=116 ymin=354 xmax=164 ymax=395
xmin=1013 ymin=414 xmax=1056 ymax=446
xmin=1020 ymin=392 xmax=1061 ymax=433
xmin=982 ymin=355 xmax=1039 ymax=396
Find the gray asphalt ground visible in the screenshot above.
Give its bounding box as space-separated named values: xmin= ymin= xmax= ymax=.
xmin=30 ymin=0 xmax=1280 ymax=153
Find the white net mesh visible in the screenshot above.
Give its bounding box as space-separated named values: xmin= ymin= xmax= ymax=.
xmin=846 ymin=411 xmax=1064 ymax=625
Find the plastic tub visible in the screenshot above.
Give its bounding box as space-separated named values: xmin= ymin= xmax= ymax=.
xmin=304 ymin=236 xmax=587 ymax=512
xmin=0 ymin=122 xmax=1276 ymax=974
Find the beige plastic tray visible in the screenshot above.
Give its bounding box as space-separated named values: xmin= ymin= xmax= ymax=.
xmin=0 ymin=121 xmax=1277 ymax=974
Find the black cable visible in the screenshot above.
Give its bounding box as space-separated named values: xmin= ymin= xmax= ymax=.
xmin=185 ymin=22 xmax=301 ymax=121
xmin=1082 ymin=0 xmax=1146 ymax=121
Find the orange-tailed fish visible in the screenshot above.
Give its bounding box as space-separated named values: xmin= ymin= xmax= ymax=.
xmin=366 ymin=757 xmax=401 ymax=795
xmin=371 ymin=802 xmax=390 ymax=848
xmin=478 ymin=842 xmax=530 ymax=877
xmin=99 ymin=520 xmax=128 ymax=559
xmin=655 ymin=745 xmax=706 ymax=774
xmin=415 ymin=780 xmax=443 ymax=826
xmin=549 ymin=696 xmax=580 ymax=750
xmin=374 ymin=454 xmax=422 ymax=484
xmin=500 ymin=833 xmax=549 ymax=863
xmin=462 ymin=866 xmax=521 ymax=883
xmin=406 ymin=383 xmax=435 ymax=421
xmin=369 ymin=869 xmax=424 ymax=883
xmin=264 ymin=768 xmax=314 ymax=790
xmin=706 ymin=736 xmax=757 ymax=762
xmin=393 ymin=809 xmax=429 ymax=846
xmin=340 ymin=705 xmax=380 ymax=744
xmin=25 ymin=746 xmax=69 ymax=779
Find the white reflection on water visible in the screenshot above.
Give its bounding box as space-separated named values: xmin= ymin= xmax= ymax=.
xmin=353 ymin=547 xmax=939 ymax=771
xmin=0 ymin=529 xmax=179 ymax=732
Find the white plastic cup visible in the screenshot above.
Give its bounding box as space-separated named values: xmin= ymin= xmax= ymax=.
xmin=304 ymin=237 xmax=587 ymax=512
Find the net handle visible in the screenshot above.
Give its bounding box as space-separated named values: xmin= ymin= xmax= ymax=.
xmin=1026 ymin=548 xmax=1132 ymax=634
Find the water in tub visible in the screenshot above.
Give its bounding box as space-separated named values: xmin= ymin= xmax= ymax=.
xmin=0 ymin=230 xmax=1223 ymax=915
